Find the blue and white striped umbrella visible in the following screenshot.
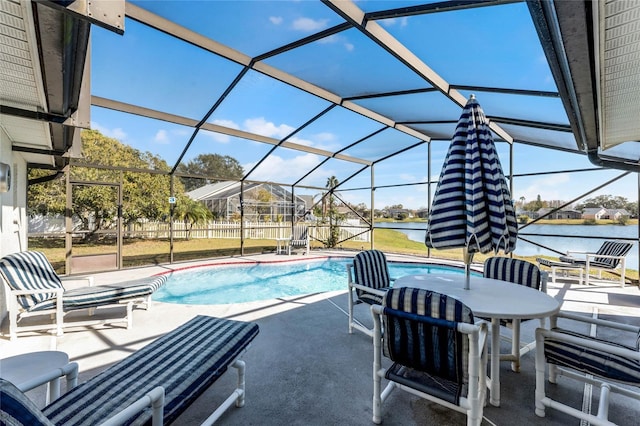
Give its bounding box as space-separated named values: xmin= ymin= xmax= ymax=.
xmin=425 ymin=95 xmax=518 ymax=255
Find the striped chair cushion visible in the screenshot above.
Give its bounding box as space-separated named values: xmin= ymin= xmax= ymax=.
xmin=544 ymin=328 xmax=640 ymax=385
xmin=357 ymin=288 xmax=390 ymax=305
xmin=29 ymin=275 xmax=168 ymax=312
xmin=484 ymin=257 xmax=541 ymax=325
xmin=0 ymin=378 xmax=54 ymax=426
xmin=484 ymin=257 xmax=540 ymax=290
xmin=382 ymin=287 xmax=474 ymax=403
xmin=0 ymin=251 xmax=63 ymax=310
xmin=353 ymin=250 xmax=391 ymax=301
xmin=42 ymin=315 xmax=259 ymax=426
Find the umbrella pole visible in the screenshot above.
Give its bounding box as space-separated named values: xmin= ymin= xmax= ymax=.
xmin=463 ymin=247 xmax=474 ymax=290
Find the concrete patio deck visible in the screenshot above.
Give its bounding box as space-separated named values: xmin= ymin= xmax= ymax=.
xmin=2 ymin=251 xmax=639 ymax=425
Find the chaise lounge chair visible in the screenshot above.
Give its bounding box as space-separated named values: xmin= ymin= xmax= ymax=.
xmin=0 ymin=251 xmax=167 ymax=340
xmin=537 ymin=240 xmax=633 ymax=287
xmin=0 ymin=315 xmax=260 ymax=425
xmin=287 ymin=225 xmax=310 ymax=255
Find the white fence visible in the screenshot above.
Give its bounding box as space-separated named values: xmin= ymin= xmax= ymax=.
xmin=29 ymin=215 xmax=370 ymax=243
xmin=127 ymin=220 xmax=370 ymax=242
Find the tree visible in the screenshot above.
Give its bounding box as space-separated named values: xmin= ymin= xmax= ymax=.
xmin=325 ymin=176 xmax=341 ymax=248
xmin=177 ymin=154 xmax=244 ymax=192
xmin=173 ymin=196 xmax=212 ymax=240
xmin=523 ymin=194 xmax=546 ymax=212
xmin=28 ymin=129 xmax=177 ymax=237
xmin=576 ymin=195 xmax=629 ymax=210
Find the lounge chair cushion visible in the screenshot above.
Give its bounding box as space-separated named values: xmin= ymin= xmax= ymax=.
xmin=42 ymin=315 xmax=259 ymax=426
xmin=0 ymin=378 xmax=54 ymax=426
xmin=0 ymin=251 xmax=63 ymax=310
xmin=544 ymin=328 xmax=640 ymax=384
xmin=29 ymin=275 xmax=168 ymax=312
xmin=537 ymin=257 xmax=576 ymax=268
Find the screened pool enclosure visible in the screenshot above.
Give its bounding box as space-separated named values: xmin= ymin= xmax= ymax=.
xmin=2 ymin=0 xmax=639 ymax=277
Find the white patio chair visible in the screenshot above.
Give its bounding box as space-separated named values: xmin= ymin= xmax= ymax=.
xmin=535 ymin=311 xmax=640 ymax=425
xmin=483 ymin=257 xmax=547 ymax=372
xmin=346 ymin=249 xmax=394 ymax=337
xmin=371 ymin=287 xmax=488 ymax=426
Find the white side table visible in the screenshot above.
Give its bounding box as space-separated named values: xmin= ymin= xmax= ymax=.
xmin=0 ymin=351 xmax=70 ymax=404
xmin=275 ymin=238 xmax=289 ymax=255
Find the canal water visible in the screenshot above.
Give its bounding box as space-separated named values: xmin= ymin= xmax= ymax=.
xmin=375 ymin=222 xmax=639 ymax=270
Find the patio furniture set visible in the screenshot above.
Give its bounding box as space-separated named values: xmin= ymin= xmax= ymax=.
xmin=347 ymin=248 xmax=640 ymax=426
xmin=1 ymin=243 xmax=637 ymax=425
xmin=0 ymin=251 xmax=261 ymax=425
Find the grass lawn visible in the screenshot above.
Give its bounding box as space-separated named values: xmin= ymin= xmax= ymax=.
xmin=28 ymin=228 xmax=638 ymax=284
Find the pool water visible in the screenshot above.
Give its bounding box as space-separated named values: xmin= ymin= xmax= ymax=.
xmin=153 ymin=258 xmax=469 ymax=305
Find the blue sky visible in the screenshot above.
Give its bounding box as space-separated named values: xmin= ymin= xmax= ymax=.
xmin=88 ymin=1 xmax=637 ymax=210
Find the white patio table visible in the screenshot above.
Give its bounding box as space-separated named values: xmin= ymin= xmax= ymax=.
xmin=0 ymin=350 xmax=70 ymax=404
xmin=395 ymin=273 xmax=561 ymax=407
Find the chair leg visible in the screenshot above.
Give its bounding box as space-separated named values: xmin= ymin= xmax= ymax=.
xmin=126 ymin=302 xmax=133 ymax=329
xmin=348 ymin=294 xmax=355 ymax=334
xmin=233 ymin=359 xmax=246 ymax=408
xmin=510 ymin=319 xmax=521 ymax=373
xmin=534 ymin=329 xmax=547 ymax=418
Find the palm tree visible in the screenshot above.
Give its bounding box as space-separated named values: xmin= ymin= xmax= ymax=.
xmin=173 ymin=197 xmax=212 ymax=240
xmin=325 ymin=176 xmax=340 ymax=248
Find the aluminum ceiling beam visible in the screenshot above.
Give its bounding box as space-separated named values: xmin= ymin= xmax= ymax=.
xmin=125 ymin=3 xmax=429 ymax=160
xmin=323 ymin=0 xmax=514 ymax=144
xmin=91 ymin=96 xmax=370 ymax=167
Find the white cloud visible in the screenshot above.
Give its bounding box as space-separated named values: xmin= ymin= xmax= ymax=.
xmin=90 ymin=121 xmax=127 ymax=141
xmin=292 ymin=17 xmax=329 ymax=31
xmin=154 ymin=129 xmax=169 ymax=144
xmin=399 ymin=173 xmax=414 ymax=181
xmin=204 ymin=119 xmax=241 ymax=143
xmin=317 ymin=34 xmax=340 ymax=44
xmin=518 ymin=173 xmax=571 ymax=203
xmin=288 ymin=136 xmax=315 ymax=147
xmin=243 ymin=153 xmax=320 ymax=181
xmin=381 ymin=17 xmax=408 ymax=28
xmin=213 ymin=119 xmax=240 ymax=130
xmin=243 ymin=117 xmax=294 ymax=139
xmin=312 ymin=132 xmax=335 ymax=143
xmin=344 ymin=42 xmax=354 ymax=52
xmin=269 ymin=16 xmax=283 ymax=25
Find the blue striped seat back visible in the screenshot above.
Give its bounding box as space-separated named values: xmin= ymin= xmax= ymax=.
xmin=353 ymin=250 xmax=391 ymax=294
xmin=0 ymin=251 xmax=63 ymax=310
xmin=382 ymin=287 xmax=474 ymax=395
xmin=483 ymin=257 xmax=540 ymax=290
xmin=0 ymin=378 xmax=53 ymax=426
xmin=594 ymin=241 xmax=633 ymax=268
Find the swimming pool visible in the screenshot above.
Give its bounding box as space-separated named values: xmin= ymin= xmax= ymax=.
xmin=153 ymin=258 xmax=471 ymax=305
